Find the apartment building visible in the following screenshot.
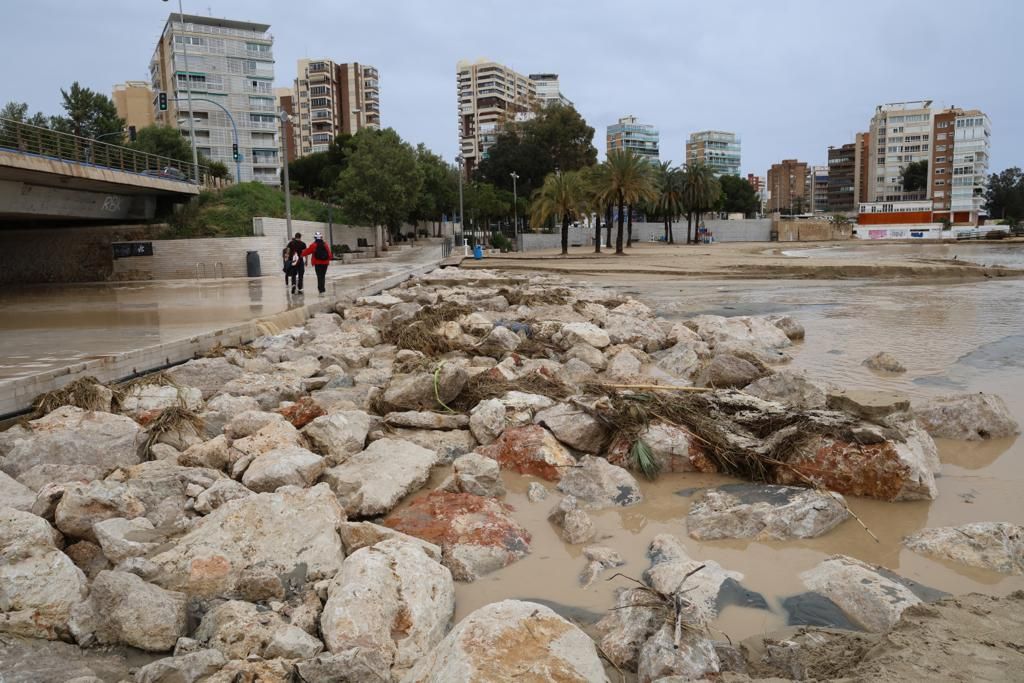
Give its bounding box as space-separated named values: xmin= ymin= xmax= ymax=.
xmin=293 ymin=59 xmax=380 ymax=156
xmin=112 ymin=81 xmax=155 ymax=133
xmin=686 ymin=130 xmax=741 ymax=176
xmin=606 ymin=115 xmax=659 ymax=160
xmin=807 ymin=165 xmax=829 ymax=213
xmin=457 ymin=59 xmax=536 ymax=177
xmin=528 ymin=73 xmax=572 ymax=108
xmin=827 ymin=143 xmax=856 ymax=212
xmin=275 ymin=87 xmax=297 ymax=165
xmin=150 ymin=13 xmax=280 ymax=184
xmin=865 ymin=101 xmax=990 ymax=224
xmin=746 ymin=174 xmax=767 ymax=212
xmin=766 ymin=159 xmax=808 ymax=213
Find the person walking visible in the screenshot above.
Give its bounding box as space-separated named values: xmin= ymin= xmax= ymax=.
xmin=285 ymin=232 xmax=307 ymax=294
xmin=302 ymin=231 xmax=333 ymax=295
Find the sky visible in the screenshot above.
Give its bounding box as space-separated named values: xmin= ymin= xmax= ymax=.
xmin=2 ymin=0 xmax=1022 ymax=177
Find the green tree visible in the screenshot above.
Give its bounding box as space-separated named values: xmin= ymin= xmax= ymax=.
xmin=1 ymin=101 xmax=50 ymax=128
xmin=900 ymin=159 xmax=929 ymax=193
xmin=681 ymin=162 xmax=722 ymax=243
xmin=600 ymin=150 xmax=657 ymax=255
xmin=412 ymin=144 xmax=458 ymax=234
xmin=718 ymin=174 xmax=760 ymax=217
xmin=465 ymin=182 xmax=512 ymax=232
xmin=50 ymin=82 xmax=124 ymax=140
xmin=336 ymin=128 xmax=423 ymax=248
xmin=985 ymin=167 xmax=1024 ymax=222
xmin=476 ymin=104 xmax=597 ymax=199
xmin=655 ymin=161 xmax=684 ymax=243
xmin=129 ymin=125 xmax=229 ymax=179
xmin=530 ymin=170 xmax=589 ymax=256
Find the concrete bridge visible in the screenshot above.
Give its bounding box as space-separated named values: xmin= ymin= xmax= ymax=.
xmin=0 ymin=118 xmax=204 ymax=223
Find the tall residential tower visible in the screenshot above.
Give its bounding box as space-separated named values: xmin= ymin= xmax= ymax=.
xmin=456 ymin=59 xmax=536 ymax=177
xmin=686 ymin=130 xmax=741 ymax=176
xmin=606 ymin=115 xmax=659 ymax=160
xmin=150 ymin=13 xmax=280 ymax=184
xmin=293 ymin=59 xmax=380 ymax=156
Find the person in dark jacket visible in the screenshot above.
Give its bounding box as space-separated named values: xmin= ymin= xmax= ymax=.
xmin=301 ymin=232 xmax=333 ymax=294
xmin=285 ymin=232 xmax=307 ymax=294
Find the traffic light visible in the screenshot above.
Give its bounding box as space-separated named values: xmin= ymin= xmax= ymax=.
xmin=158 ymin=92 xmax=167 ymax=111
xmin=232 ymin=143 xmax=239 ymax=161
xmin=128 ymin=126 xmax=137 ymax=142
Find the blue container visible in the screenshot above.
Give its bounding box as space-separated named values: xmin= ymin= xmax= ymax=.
xmin=473 ymin=244 xmax=484 ymax=260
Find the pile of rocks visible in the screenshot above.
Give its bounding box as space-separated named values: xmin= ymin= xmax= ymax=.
xmin=0 ymin=266 xmax=1019 ymax=681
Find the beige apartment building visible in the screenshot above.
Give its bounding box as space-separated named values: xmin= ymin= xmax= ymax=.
xmin=457 ymin=59 xmax=536 ymax=177
xmin=767 ymin=159 xmax=809 ymax=213
xmin=112 ymin=81 xmax=155 ymax=133
xmin=293 ymin=59 xmax=380 ymax=156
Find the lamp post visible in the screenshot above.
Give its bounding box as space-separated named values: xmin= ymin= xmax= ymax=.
xmin=279 ymin=109 xmax=293 ymax=241
xmin=456 ymin=155 xmax=465 ymax=250
xmin=162 ymin=0 xmax=200 ymax=183
xmin=510 ymin=171 xmax=519 ymax=240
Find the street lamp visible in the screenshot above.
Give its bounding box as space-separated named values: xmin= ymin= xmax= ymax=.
xmin=162 ymin=0 xmax=200 ymax=183
xmin=279 ymin=109 xmax=293 ymax=241
xmin=510 ymin=171 xmax=519 ymax=240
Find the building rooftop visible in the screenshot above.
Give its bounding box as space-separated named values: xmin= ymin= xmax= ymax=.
xmin=168 ymin=13 xmax=270 ymax=33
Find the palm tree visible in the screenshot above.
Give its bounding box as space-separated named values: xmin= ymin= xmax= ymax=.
xmin=681 ymin=162 xmax=721 ymax=243
xmin=583 ymin=164 xmax=612 ymax=253
xmin=530 ymin=170 xmax=588 ymax=256
xmin=602 ymin=150 xmax=657 ymax=255
xmin=655 ymin=162 xmax=684 ymax=244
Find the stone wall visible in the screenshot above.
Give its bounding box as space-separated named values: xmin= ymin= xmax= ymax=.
xmin=0 ymin=223 xmax=165 ymax=284
xmin=517 ymin=219 xmax=773 ymax=252
xmin=775 ymin=219 xmax=850 ymax=242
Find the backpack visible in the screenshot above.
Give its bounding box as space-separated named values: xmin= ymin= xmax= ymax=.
xmin=313 ymin=240 xmax=329 ymax=261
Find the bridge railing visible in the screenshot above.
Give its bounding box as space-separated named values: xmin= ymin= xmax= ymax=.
xmin=0 ymin=117 xmax=208 ymax=185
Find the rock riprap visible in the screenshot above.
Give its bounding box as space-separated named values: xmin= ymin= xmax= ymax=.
xmin=687 ymin=484 xmax=849 ymax=540
xmin=913 ymin=392 xmax=1020 ymax=440
xmin=904 ymin=522 xmax=1024 ymax=574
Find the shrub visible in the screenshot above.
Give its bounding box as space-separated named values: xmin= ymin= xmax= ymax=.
xmin=986 ymin=229 xmax=1009 ymax=240
xmin=491 ymin=232 xmax=513 ymax=252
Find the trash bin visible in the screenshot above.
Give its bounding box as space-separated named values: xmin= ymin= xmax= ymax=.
xmin=246 ymin=250 xmax=261 ymax=277
xmin=472 ymin=244 xmax=484 ymax=260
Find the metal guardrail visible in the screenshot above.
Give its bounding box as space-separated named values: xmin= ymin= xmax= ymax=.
xmin=0 ymin=117 xmax=208 ymax=184
xmin=441 ymin=237 xmax=454 ymax=259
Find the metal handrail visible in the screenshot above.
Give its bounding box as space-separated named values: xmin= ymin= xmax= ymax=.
xmin=0 ymin=117 xmax=208 ymax=184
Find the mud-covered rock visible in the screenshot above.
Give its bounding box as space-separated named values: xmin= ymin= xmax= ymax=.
xmin=134 ymin=648 xmax=227 ymax=683
xmin=222 ymin=409 xmax=286 ymax=440
xmin=402 ymin=599 xmax=607 ymax=683
xmin=369 ymin=426 xmax=476 ymax=464
xmin=384 ymin=411 xmax=469 ymax=430
xmin=221 ymin=372 xmax=304 ymax=409
xmin=383 ymin=491 xmax=531 ymax=581
xmin=302 ymin=410 xmax=373 ymax=463
xmin=0 ymin=470 xmax=36 ymax=512
xmin=913 ymin=392 xmax=1020 ymax=440
xmin=469 ymin=398 xmax=507 ymax=445
xmin=565 ymin=342 xmax=608 ymax=371
xmin=534 ymin=402 xmax=608 ymax=453
xmin=321 ymin=539 xmax=454 ymax=677
xmin=557 ymin=455 xmax=642 ymax=508
xmin=608 ymin=422 xmax=718 ymax=474
xmin=476 ymin=424 xmax=576 ymax=481
xmin=827 ymin=389 xmax=910 ymax=421
xmin=54 ymin=480 xmax=147 ymax=542
xmin=644 ymin=534 xmax=744 ymax=622
xmin=321 ymin=438 xmax=437 ymax=516
xmin=696 ymin=354 xmax=766 ymax=389
xmin=71 ymin=570 xmax=187 ymax=652
xmin=193 ymin=478 xmax=253 ymax=514
xmin=178 ymin=435 xmax=231 ymax=471
xmin=558 ymin=322 xmax=611 ymax=350
xmin=93 ymin=516 xmax=162 ymax=564
xmin=439 ymin=452 xmax=505 ymax=498
xmin=149 ymin=483 xmax=345 ymax=597
xmin=769 ymin=315 xmax=806 ymax=341
xmin=687 ymin=484 xmax=849 ymax=540
xmin=383 ymin=366 xmax=468 ymax=411
xmin=1 ymin=406 xmax=142 ymax=489
xmin=862 ymin=351 xmax=906 ymax=373
xmin=240 ymin=445 xmax=324 ymax=493
xmin=904 ymin=522 xmax=1024 ymax=574
xmin=638 ymin=623 xmax=720 ymax=683
xmin=548 ymin=496 xmax=595 ymax=545
xmin=119 ymin=384 xmax=203 ymax=418
xmin=167 ymin=357 xmax=246 ymax=400
xmin=337 ymin=521 xmax=442 ymax=561
xmin=744 ymin=370 xmax=827 ymax=410
xmin=0 ymin=506 xmax=88 ymax=640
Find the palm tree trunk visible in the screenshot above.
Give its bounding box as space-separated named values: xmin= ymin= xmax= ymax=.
xmin=686 ymin=212 xmax=693 ymax=244
xmin=615 ymin=193 xmax=625 ymax=255
xmin=605 ymin=204 xmax=613 ymax=248
xmin=627 ymin=207 xmax=633 ymax=248
xmin=664 ymin=217 xmax=669 ymax=242
xmin=668 ymin=217 xmax=674 ymax=244
xmin=561 ymin=213 xmax=569 ymax=256
xmin=594 ymin=212 xmax=602 ymax=253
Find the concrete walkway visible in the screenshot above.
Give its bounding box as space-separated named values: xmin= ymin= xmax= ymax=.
xmin=0 ymin=244 xmax=442 ymax=416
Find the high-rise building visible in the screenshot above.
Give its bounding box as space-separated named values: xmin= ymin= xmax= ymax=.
xmin=457 ymin=59 xmax=536 ymax=177
xmin=855 ymin=131 xmax=871 ymax=206
xmin=767 ymin=159 xmax=809 ymax=213
xmin=275 ymin=87 xmax=297 ymax=165
xmin=606 ymin=115 xmax=659 ymax=160
xmin=150 ymin=14 xmax=280 ymax=184
xmin=747 ymin=173 xmax=767 ymax=213
xmin=827 ymin=143 xmax=856 ymax=212
xmin=528 ymin=73 xmax=572 ymax=108
xmin=865 ymin=101 xmax=990 ymax=223
xmin=293 ymin=59 xmax=380 ymax=156
xmin=807 ymin=165 xmax=829 ymax=213
xmin=112 ymin=81 xmax=155 ymax=133
xmin=686 ymin=131 xmax=741 ymax=176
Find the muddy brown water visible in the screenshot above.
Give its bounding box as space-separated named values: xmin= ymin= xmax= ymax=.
xmin=447 ymin=266 xmax=1024 ymax=642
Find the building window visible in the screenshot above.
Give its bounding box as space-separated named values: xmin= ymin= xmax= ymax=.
xmin=935 ymin=157 xmax=946 ymax=163
xmin=935 ymin=168 xmax=946 ymax=174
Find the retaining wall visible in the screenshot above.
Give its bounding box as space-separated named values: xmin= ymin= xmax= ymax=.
xmin=517 ymin=219 xmax=773 ymax=251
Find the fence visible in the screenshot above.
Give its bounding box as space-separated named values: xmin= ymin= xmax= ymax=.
xmin=0 ymin=117 xmax=208 ymax=184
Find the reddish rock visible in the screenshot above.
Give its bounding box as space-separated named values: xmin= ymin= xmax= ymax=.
xmin=606 ymin=427 xmax=718 ymax=475
xmin=772 ymin=432 xmax=937 ymax=501
xmin=382 ymin=491 xmax=531 ymax=581
xmin=475 ymin=425 xmax=576 ymax=481
xmin=276 ymin=398 xmax=326 ymax=429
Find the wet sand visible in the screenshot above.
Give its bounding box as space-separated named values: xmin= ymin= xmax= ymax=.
xmin=464 ymin=240 xmax=1024 ymax=280
xmin=446 ymin=243 xmax=1024 ymax=644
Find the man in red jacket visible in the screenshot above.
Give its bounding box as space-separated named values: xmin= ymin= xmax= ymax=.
xmin=301 ymin=231 xmax=333 ymax=295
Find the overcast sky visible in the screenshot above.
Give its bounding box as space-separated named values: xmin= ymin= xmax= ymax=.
xmin=3 ymin=0 xmax=1021 ymax=176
